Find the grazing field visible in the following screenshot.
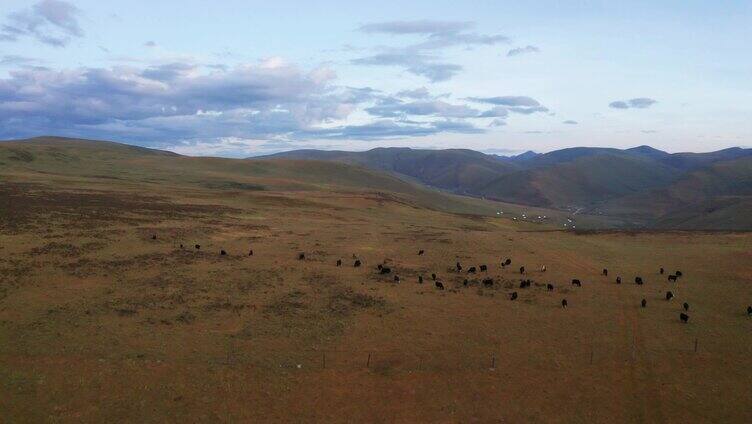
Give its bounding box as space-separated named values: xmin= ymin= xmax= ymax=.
xmin=2 ymin=139 xmax=752 ymax=423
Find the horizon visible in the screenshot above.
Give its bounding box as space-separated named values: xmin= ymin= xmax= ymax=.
xmin=1 ymin=1 xmax=750 ymax=157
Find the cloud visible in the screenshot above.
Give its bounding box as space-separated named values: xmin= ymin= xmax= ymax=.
xmin=359 ymin=20 xmax=473 ymax=35
xmin=353 ymin=20 xmax=508 ymax=82
xmin=507 ymin=45 xmax=540 ymax=57
xmin=0 ymin=60 xmax=488 ymax=145
xmin=466 ymin=96 xmax=549 ymax=114
xmin=352 ymin=51 xmax=462 ymax=82
xmin=0 ymin=55 xmax=40 ymax=66
xmin=562 ymin=120 xmax=578 ymax=125
xmin=395 ymin=87 xmax=432 ymax=100
xmin=609 ymin=97 xmax=657 ymax=109
xmin=366 ymin=99 xmax=479 ymax=119
xmin=478 ymin=106 xmax=509 ymax=118
xmin=144 ymin=40 xmax=157 ymax=48
xmin=0 ymin=0 xmax=83 ymax=47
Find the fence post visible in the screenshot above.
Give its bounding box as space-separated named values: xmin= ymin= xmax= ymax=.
xmin=366 ymin=352 xmax=371 ymax=368
xmin=694 ymin=338 xmax=698 ymax=353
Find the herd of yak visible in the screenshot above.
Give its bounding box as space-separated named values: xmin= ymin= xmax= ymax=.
xmin=162 ymin=235 xmax=752 ymax=321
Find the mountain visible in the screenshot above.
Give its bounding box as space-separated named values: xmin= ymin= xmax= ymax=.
xmin=267 ymin=147 xmax=522 ymax=194
xmin=263 ymin=144 xmax=752 ymax=230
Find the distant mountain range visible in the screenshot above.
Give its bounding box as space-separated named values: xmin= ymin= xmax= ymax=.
xmin=264 ymin=145 xmax=752 ymax=230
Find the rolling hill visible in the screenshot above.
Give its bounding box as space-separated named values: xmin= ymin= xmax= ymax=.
xmin=265 ymin=144 xmax=752 ymax=230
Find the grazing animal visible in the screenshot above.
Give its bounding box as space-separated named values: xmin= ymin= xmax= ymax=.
xmin=468 ymin=267 xmax=477 ymax=274
xmin=480 ymin=264 xmax=488 ymax=272
xmin=683 ymin=302 xmax=689 ymax=311
xmin=418 ymin=276 xmax=423 ymax=284
xmin=377 ymin=264 xmax=383 ymax=270
xmin=336 ymin=259 xmax=342 ymax=266
xmin=546 ymin=283 xmax=554 ymax=291
xmin=354 ymin=260 xmax=361 ymax=267
xmin=668 ymin=275 xmax=677 ymax=282
xmin=510 ymin=292 xmax=518 ymax=301
xmin=380 ymin=267 xmax=391 ymax=275
xmin=641 ymin=299 xmax=647 ymax=308
xmin=519 ymin=266 xmax=526 ymax=275
xmin=483 ymin=278 xmax=494 ymax=287
xmin=541 ymin=265 xmax=547 ymax=272
xmin=616 ymin=276 xmax=622 ymax=284
xmin=519 ymin=279 xmax=531 ymax=288
xmin=660 ymin=267 xmax=665 ymax=275
xmin=180 ymin=244 xmax=184 ymax=249
xmin=665 ymin=291 xmax=674 ymax=301
xmin=248 ymin=249 xmax=253 ymax=256
xmin=298 ymin=253 xmax=305 ymax=260
xmin=220 ymin=250 xmax=227 ymax=256
xmin=394 ymin=275 xmax=400 ymax=283
xmin=571 ymin=279 xmax=581 ymax=287
xmin=463 ymin=279 xmax=469 ymax=287
xmin=194 ymin=244 xmax=201 ymax=250
xmin=680 ymin=313 xmax=689 ymax=323
xmin=561 ymin=299 xmax=568 ymax=308
xmin=418 ymin=250 xmax=424 ymax=255
xmin=676 ymin=271 xmax=683 ymax=277
xmin=635 ymin=277 xmax=643 ymax=285
xmin=747 ymin=306 xmax=752 ymax=316
xmin=431 ymin=273 xmax=437 ymax=281
xmin=505 ymin=258 xmax=512 ymax=265
xmin=151 ymin=234 xmax=157 ymax=240
xmin=456 ymin=262 xmax=462 ymax=272
xmin=602 ymin=268 xmax=608 ymax=276
xmin=435 ymin=281 xmax=444 ymax=290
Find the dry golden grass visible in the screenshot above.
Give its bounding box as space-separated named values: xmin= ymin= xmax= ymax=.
xmin=2 ymin=141 xmax=752 ymax=423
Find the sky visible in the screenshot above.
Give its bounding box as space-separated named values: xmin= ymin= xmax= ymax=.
xmin=0 ymin=0 xmax=750 ymax=157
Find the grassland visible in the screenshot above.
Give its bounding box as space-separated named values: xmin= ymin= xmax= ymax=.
xmin=2 ymin=138 xmax=752 ymax=423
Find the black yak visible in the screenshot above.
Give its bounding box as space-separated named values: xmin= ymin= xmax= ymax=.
xmin=747 ymin=306 xmax=752 ymax=316
xmin=519 ymin=266 xmax=526 ymax=274
xmin=380 ymin=267 xmax=391 ymax=275
xmin=660 ymin=267 xmax=664 ymax=275
xmin=602 ymin=268 xmax=608 ymax=276
xmin=505 ymin=258 xmax=512 ymax=265
xmin=418 ymin=250 xmax=424 ymax=255
xmin=483 ymin=278 xmax=494 ymax=287
xmin=298 ymin=253 xmax=305 ymax=260
xmin=468 ymin=267 xmax=477 ymax=274
xmin=432 ymin=273 xmax=437 ymax=281
xmin=546 ymin=283 xmax=554 ymax=291
xmin=668 ymin=275 xmax=677 ymax=282
xmin=151 ymin=234 xmax=157 ymax=240
xmin=635 ymin=277 xmax=644 ymax=285
xmin=676 ymin=271 xmax=683 ymax=277
xmin=683 ymin=302 xmax=689 ymax=311
xmin=510 ymin=292 xmax=518 ymax=301
xmin=680 ymin=313 xmax=689 ymax=323
xmin=480 ymin=265 xmax=488 ymax=272
xmin=435 ymin=281 xmax=444 ymax=290
xmin=336 ymin=259 xmax=341 ymax=266
xmin=456 ymin=262 xmax=462 ymax=272
xmin=220 ymin=250 xmax=227 ymax=256
xmin=641 ymin=299 xmax=647 ymax=308
xmin=418 ymin=276 xmax=423 ymax=284
xmin=394 ymin=275 xmax=400 ymax=283
xmin=248 ymin=249 xmax=253 ymax=256
xmin=562 ymin=299 xmax=568 ymax=308
xmin=195 ymin=244 xmax=201 ymax=250
xmin=571 ymin=279 xmax=581 ymax=287
xmin=616 ymin=276 xmax=622 ymax=284
xmin=354 ymin=260 xmax=361 ymax=267
xmin=666 ymin=291 xmax=674 ymax=301
xmin=463 ymin=279 xmax=469 ymax=287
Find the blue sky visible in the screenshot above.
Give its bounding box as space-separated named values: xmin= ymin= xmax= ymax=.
xmin=1 ymin=0 xmax=750 ymax=156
